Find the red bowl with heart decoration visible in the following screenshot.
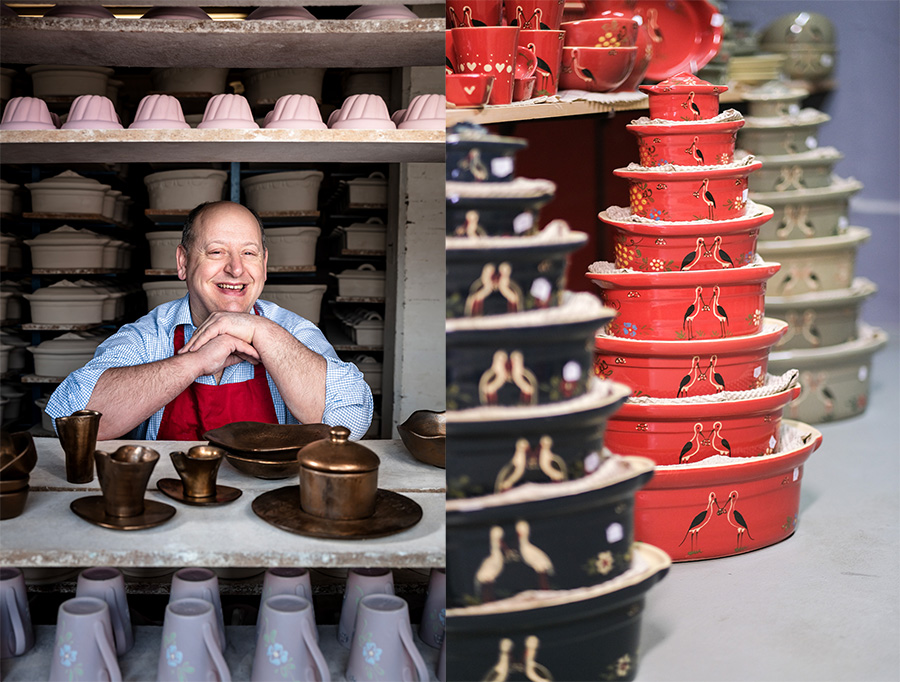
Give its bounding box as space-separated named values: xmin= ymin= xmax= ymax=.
xmin=626 ymin=117 xmax=745 ymax=167
xmin=614 ymin=159 xmax=762 ymax=222
xmin=559 ymin=46 xmax=638 ymax=93
xmin=639 ymin=72 xmax=727 ymax=121
xmin=586 ymin=261 xmax=781 ymax=341
xmin=633 ymin=419 xmax=822 ymax=561
xmin=593 ymin=318 xmax=788 ymax=398
xmin=561 ymin=14 xmax=640 ymax=48
xmin=446 ymin=73 xmax=495 ymax=107
xmin=605 ymin=377 xmax=801 ymax=466
xmin=599 ymin=202 xmax=772 ymax=272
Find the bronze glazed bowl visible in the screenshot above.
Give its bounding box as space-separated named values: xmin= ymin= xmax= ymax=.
xmin=397 ymin=410 xmax=446 ymax=469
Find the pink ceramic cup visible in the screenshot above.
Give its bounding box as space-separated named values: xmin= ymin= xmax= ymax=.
xmin=49 ymin=597 xmax=121 ymax=682
xmin=418 ymin=568 xmax=446 ymax=649
xmin=0 ymin=567 xmax=33 ymax=659
xmin=346 ymin=594 xmax=429 ymax=682
xmin=252 ymin=595 xmax=329 ymax=682
xmin=157 ymin=598 xmax=230 ymax=682
xmin=504 ymin=0 xmax=566 ymax=30
xmin=75 ymin=567 xmax=133 ymax=656
xmin=452 ymin=26 xmax=522 ymax=105
xmin=337 ymin=568 xmax=394 ymax=648
xmin=169 ymin=567 xmax=226 ymax=650
xmin=517 ymin=29 xmax=565 ymax=96
xmin=446 ymin=0 xmax=503 ymax=28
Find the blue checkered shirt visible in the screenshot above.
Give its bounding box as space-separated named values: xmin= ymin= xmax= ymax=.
xmin=45 ymin=295 xmax=373 ymax=440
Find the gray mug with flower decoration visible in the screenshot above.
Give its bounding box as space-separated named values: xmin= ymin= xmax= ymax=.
xmin=157 ymin=598 xmax=231 ymax=682
xmin=346 ymin=594 xmax=429 ymax=682
xmin=49 ymin=597 xmax=121 ymax=682
xmin=251 ymin=594 xmax=329 ymax=682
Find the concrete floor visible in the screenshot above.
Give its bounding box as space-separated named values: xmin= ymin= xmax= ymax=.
xmin=639 ymin=324 xmax=900 ymax=681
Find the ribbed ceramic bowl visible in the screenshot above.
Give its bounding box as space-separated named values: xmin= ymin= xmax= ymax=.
xmin=747 ymin=147 xmax=842 ymax=192
xmin=446 ymin=454 xmax=655 ymax=607
xmin=772 ymin=324 xmax=888 ymax=424
xmin=756 ymin=226 xmax=870 ymax=296
xmin=447 ymin=294 xmax=616 ymax=410
xmin=446 ymin=123 xmax=528 ymax=183
xmin=446 ymin=221 xmax=587 ymax=319
xmin=445 ymin=542 xmax=670 ymax=682
xmin=767 ymin=278 xmax=877 ymax=351
xmin=594 ymin=318 xmax=788 ymax=398
xmin=447 ymin=379 xmax=632 ymax=498
xmin=751 ymin=177 xmax=862 ymax=240
xmin=614 ymin=160 xmax=762 ymax=222
xmin=446 ymin=179 xmax=555 ymax=238
xmin=587 ymin=261 xmax=780 ymax=340
xmin=599 ymin=203 xmax=772 ymax=272
xmin=634 ymin=420 xmax=822 ymax=561
xmin=627 ymin=118 xmax=744 ymax=167
xmin=605 ymin=379 xmax=800 ymax=466
xmin=737 ymin=110 xmax=830 ymax=156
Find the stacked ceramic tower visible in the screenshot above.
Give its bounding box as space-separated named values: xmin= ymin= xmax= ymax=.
xmin=444 ymin=123 xmax=670 ymax=682
xmin=739 ymin=81 xmax=887 ymax=424
xmin=591 ymin=73 xmax=823 ymax=563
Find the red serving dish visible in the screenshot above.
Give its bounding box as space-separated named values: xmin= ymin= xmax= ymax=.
xmin=599 ymin=204 xmax=772 ymax=272
xmin=586 ymin=261 xmax=780 ymax=340
xmin=559 ymin=46 xmax=637 ymax=93
xmin=626 ymin=118 xmax=744 ymax=167
xmin=593 ymin=318 xmax=788 ymax=398
xmin=561 ymin=14 xmax=639 ymax=48
xmin=605 ymin=381 xmax=801 ymax=466
xmin=639 ymin=72 xmax=727 ymax=121
xmin=634 ymin=419 xmax=822 ymax=561
xmin=614 ymin=160 xmax=762 ymax=222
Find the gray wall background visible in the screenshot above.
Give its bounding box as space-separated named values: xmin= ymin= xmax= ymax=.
xmin=727 ymin=0 xmax=900 ymax=330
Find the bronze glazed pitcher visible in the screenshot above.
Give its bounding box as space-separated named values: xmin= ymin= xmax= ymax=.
xmin=169 ymin=446 xmax=225 ymax=499
xmin=56 ymin=410 xmax=102 ymax=484
xmin=95 ymin=445 xmax=160 ymax=518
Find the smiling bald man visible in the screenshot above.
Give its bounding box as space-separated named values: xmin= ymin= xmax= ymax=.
xmin=46 ymin=201 xmax=373 ymax=441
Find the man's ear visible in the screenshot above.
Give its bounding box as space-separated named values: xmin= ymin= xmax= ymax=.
xmin=175 ymin=244 xmax=188 ymax=281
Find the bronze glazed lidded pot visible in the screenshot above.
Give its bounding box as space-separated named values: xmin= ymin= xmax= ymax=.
xmin=297 ymin=425 xmax=379 ymax=520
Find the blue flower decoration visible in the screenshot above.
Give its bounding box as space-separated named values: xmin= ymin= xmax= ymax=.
xmin=59 ymin=644 xmax=77 ymax=667
xmin=363 ymin=641 xmax=383 ymax=665
xmin=648 ymin=209 xmax=664 ymax=221
xmin=268 ymin=642 xmax=289 ymax=666
xmin=622 ymin=322 xmax=637 ymax=338
xmin=165 ymin=644 xmax=183 ymax=667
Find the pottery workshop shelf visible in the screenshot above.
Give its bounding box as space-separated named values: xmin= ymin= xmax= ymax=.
xmin=0 ymin=129 xmax=445 ymax=164
xmin=445 ymin=96 xmax=650 ymax=126
xmin=0 ymin=17 xmax=444 ymax=69
xmin=2 ymin=623 xmax=442 ymax=682
xmin=3 ymin=438 xmax=445 ymax=568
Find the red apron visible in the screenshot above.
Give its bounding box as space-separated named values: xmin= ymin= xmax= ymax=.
xmin=156 ymin=322 xmax=279 ymax=440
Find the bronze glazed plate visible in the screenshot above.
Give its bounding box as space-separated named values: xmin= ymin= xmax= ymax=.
xmin=156 ymin=478 xmax=242 ymax=506
xmin=70 ymin=496 xmax=176 ymax=530
xmin=203 ymin=422 xmax=332 ymax=461
xmin=223 ymin=452 xmax=299 ymax=480
xmin=252 ymin=486 xmax=423 ymax=539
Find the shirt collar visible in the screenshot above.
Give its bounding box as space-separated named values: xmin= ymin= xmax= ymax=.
xmin=171 ymin=293 xmax=196 ymax=331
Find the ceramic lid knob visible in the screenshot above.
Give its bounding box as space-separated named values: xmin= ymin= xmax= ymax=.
xmin=298 ymin=425 xmax=380 ymax=473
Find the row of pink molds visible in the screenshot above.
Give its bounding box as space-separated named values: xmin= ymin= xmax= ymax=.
xmin=33 ymin=4 xmax=418 ymax=20
xmin=0 ymin=93 xmax=445 ymax=131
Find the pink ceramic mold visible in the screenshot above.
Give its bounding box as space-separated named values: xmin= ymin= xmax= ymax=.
xmin=327 ymin=108 xmax=341 ymax=127
xmin=391 ymin=109 xmax=407 ymax=126
xmin=330 ymin=94 xmax=396 ymax=130
xmin=0 ymin=97 xmax=58 ymax=130
xmin=129 ymin=94 xmax=191 ymax=130
xmin=245 ymin=6 xmax=316 ymax=20
xmin=398 ymin=94 xmax=446 ymax=130
xmin=142 ymin=6 xmax=211 ymax=20
xmin=346 ymin=5 xmax=418 ymax=20
xmin=61 ymin=95 xmax=123 ymax=130
xmin=264 ymin=94 xmax=327 ymax=130
xmin=44 ymin=4 xmax=115 ymax=18
xmin=197 ymin=94 xmax=259 ymax=129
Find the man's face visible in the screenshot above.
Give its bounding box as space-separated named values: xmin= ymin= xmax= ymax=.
xmin=176 ymin=204 xmax=268 ymax=324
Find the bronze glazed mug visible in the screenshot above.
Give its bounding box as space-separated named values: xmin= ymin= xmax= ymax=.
xmin=56 ymin=410 xmax=102 ymax=484
xmin=95 ymin=445 xmax=160 ymax=518
xmin=169 ymin=445 xmax=225 ymax=499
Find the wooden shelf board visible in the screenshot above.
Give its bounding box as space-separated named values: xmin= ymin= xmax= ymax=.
xmin=340 ymin=249 xmax=387 ymax=257
xmin=334 ymin=296 xmax=386 ymax=304
xmin=32 ymin=268 xmax=125 ymax=275
xmin=445 ymin=96 xmax=650 ymax=126
xmin=21 ymin=212 xmax=125 ymax=227
xmin=21 ymin=374 xmax=65 ymax=384
xmin=0 ymin=17 xmax=444 ymax=68
xmin=21 ymin=323 xmax=100 ymax=331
